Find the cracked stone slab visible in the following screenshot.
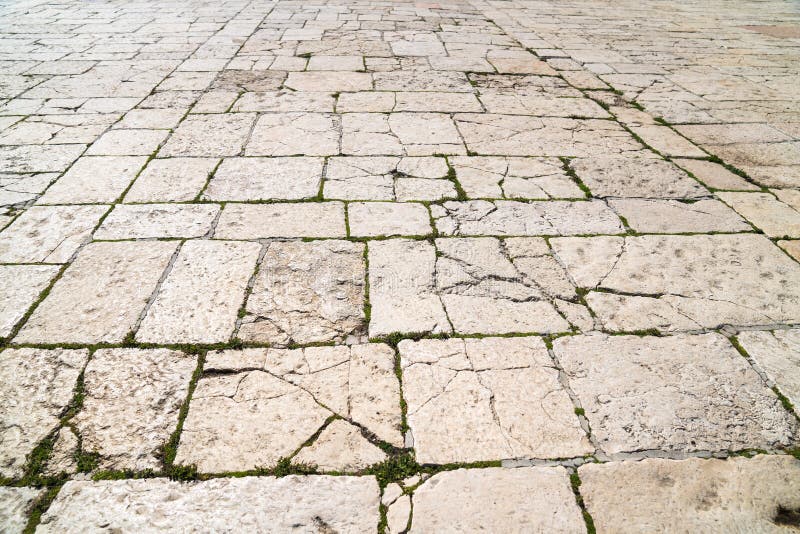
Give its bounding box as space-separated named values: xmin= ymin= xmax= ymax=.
xmin=0 ymin=265 xmax=59 ymax=337
xmin=738 ymin=329 xmax=800 ymax=409
xmin=551 ymin=234 xmax=800 ymax=330
xmin=233 ymin=91 xmax=335 ymax=113
xmin=554 ymin=333 xmax=798 ymax=455
xmin=285 ymin=71 xmax=372 ymax=92
xmin=246 ymin=113 xmax=339 ymax=156
xmin=432 ymin=200 xmax=623 ymax=236
xmin=0 ymin=205 xmax=107 ymax=263
xmin=159 ymin=113 xmax=256 ymax=157
xmin=717 ymin=191 xmax=800 ymax=238
xmin=75 ymin=348 xmax=196 ymax=471
xmin=85 ymin=128 xmax=169 ymax=156
xmin=323 ymin=156 xmax=453 ymax=201
xmin=0 ymin=348 xmax=88 ymax=478
xmin=293 ymin=419 xmax=388 ymax=472
xmin=569 ymin=156 xmax=708 ymax=198
xmin=239 ymin=240 xmax=365 ymax=346
xmin=37 ymin=156 xmax=146 ymax=204
xmin=0 ymin=487 xmax=44 ymax=533
xmin=15 ymin=241 xmax=177 ymax=344
xmin=38 ymin=476 xmax=379 ymax=533
xmin=93 ymin=203 xmax=219 ymax=240
xmin=373 ymin=71 xmax=473 ymax=92
xmin=124 ymin=157 xmax=218 ymax=203
xmin=450 ymin=156 xmax=585 ymax=199
xmin=410 ymin=467 xmax=585 ymax=533
xmin=176 ymin=344 xmax=401 ymax=472
xmin=341 ymin=113 xmax=465 ymax=156
xmin=348 ymin=202 xmax=432 ymax=237
xmin=673 ymin=158 xmax=759 ymax=191
xmin=137 ymin=240 xmax=261 ymax=344
xmin=478 ymin=92 xmax=609 ymax=118
xmin=608 ymin=198 xmax=751 ymax=233
xmin=0 ymin=145 xmax=85 ymax=174
xmin=214 ymin=202 xmax=346 ymax=239
xmin=580 ymin=455 xmax=800 ymax=533
xmin=454 ymin=114 xmax=644 ymax=156
xmin=400 ymin=337 xmax=591 ymax=463
xmin=203 ymin=156 xmax=323 ymax=201
xmin=0 ymin=172 xmax=58 ymax=207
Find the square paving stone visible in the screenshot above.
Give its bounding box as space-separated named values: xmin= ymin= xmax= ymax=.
xmin=399 ymin=337 xmax=591 ymax=463
xmin=213 ymin=202 xmax=346 ymax=239
xmin=15 ymin=241 xmax=177 ymax=344
xmin=348 ymin=202 xmax=431 ymax=237
xmin=246 ymin=113 xmax=339 ymax=156
xmin=175 ymin=344 xmax=401 ymax=472
xmin=159 ymin=113 xmax=256 ymax=157
xmin=123 ymin=158 xmax=218 ymax=202
xmin=0 ymin=265 xmax=59 ymax=338
xmin=93 ymin=204 xmax=219 ymax=240
xmin=38 ymin=476 xmax=379 ymax=532
xmin=738 ymin=329 xmax=800 ymax=409
xmin=0 ymin=348 xmax=88 ymax=478
xmin=554 ymin=333 xmax=797 ymax=455
xmin=75 ymin=348 xmax=196 ymax=471
xmin=238 ymin=240 xmax=365 ymax=346
xmin=579 ymin=455 xmax=800 ymax=533
xmin=37 ymin=156 xmax=147 ymax=204
xmin=202 ymin=156 xmax=323 ymax=201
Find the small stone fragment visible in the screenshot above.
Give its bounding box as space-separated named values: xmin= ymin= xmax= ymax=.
xmin=293 ymin=419 xmax=387 ymax=472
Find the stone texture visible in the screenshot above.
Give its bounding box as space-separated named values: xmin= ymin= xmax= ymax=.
xmin=718 ymin=191 xmax=800 ymax=238
xmin=137 ymin=240 xmax=260 ymax=344
xmin=400 ymin=337 xmax=591 ymax=463
xmin=16 ymin=241 xmax=177 ymax=344
xmin=608 ymin=198 xmax=751 ymax=233
xmin=0 ymin=348 xmax=88 ymax=478
xmin=580 ymin=455 xmax=800 ymax=533
xmin=86 ymin=129 xmax=168 ymax=156
xmin=324 ymin=156 xmax=452 ymax=201
xmin=214 ymin=202 xmax=346 ymax=239
xmin=451 ymin=156 xmax=584 ymax=199
xmin=93 ymin=203 xmax=219 ymax=240
xmin=159 ymin=113 xmax=256 ymax=157
xmin=554 ymin=333 xmax=797 ymax=455
xmin=37 ymin=156 xmax=146 ymax=204
xmin=293 ymin=419 xmax=388 ymax=472
xmin=673 ymin=158 xmax=759 ymax=191
xmin=203 ymin=157 xmax=323 ymax=201
xmin=348 ymin=201 xmax=431 ymax=237
xmin=0 ymin=487 xmax=44 ymax=533
xmin=738 ymin=329 xmax=800 ymax=409
xmin=0 ymin=264 xmax=59 ymax=337
xmin=176 ymin=344 xmax=401 ymax=472
xmin=124 ymin=158 xmax=217 ymax=202
xmin=410 ymin=467 xmax=585 ymax=533
xmin=239 ymin=240 xmax=365 ymax=346
xmin=246 ymin=113 xmax=339 ymax=156
xmin=570 ymin=156 xmax=707 ymax=198
xmin=38 ymin=476 xmax=379 ymax=532
xmin=75 ymin=348 xmax=196 ymax=471
xmin=44 ymin=426 xmax=79 ymax=476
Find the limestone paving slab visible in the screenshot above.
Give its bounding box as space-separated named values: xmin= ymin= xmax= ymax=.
xmin=213 ymin=202 xmax=346 ymax=239
xmin=569 ymin=156 xmax=707 ymax=198
xmin=246 ymin=113 xmax=339 ymax=156
xmin=348 ymin=202 xmax=431 ymax=237
xmin=0 ymin=265 xmax=59 ymax=338
xmin=450 ymin=156 xmax=585 ymax=199
xmin=93 ymin=203 xmax=219 ymax=240
xmin=718 ymin=191 xmax=800 ymax=238
xmin=203 ymin=156 xmax=323 ymax=201
xmin=738 ymin=329 xmax=800 ymax=409
xmin=37 ymin=156 xmax=146 ymax=204
xmin=159 ymin=113 xmax=256 ymax=157
xmin=608 ymin=198 xmax=751 ymax=233
xmin=323 ymin=156 xmax=452 ymax=201
xmin=0 ymin=487 xmax=44 ymax=534
xmin=123 ymin=157 xmax=218 ymax=203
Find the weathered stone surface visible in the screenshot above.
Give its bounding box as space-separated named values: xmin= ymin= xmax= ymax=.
xmin=38 ymin=156 xmax=146 ymax=204
xmin=203 ymin=157 xmax=323 ymax=201
xmin=233 ymin=91 xmax=335 ymax=113
xmin=323 ymin=156 xmax=452 ymax=201
xmin=93 ymin=203 xmax=219 ymax=240
xmin=348 ymin=201 xmax=431 ymax=237
xmin=450 ymin=156 xmax=584 ymax=199
xmin=16 ymin=241 xmax=177 ymax=344
xmin=400 ymin=337 xmax=591 ymax=463
xmin=86 ymin=129 xmax=168 ymax=156
xmin=718 ymin=191 xmax=800 ymax=238
xmin=214 ymin=202 xmax=346 ymax=239
xmin=551 ymin=234 xmax=800 ymax=329
xmin=738 ymin=329 xmax=800 ymax=409
xmin=0 ymin=172 xmax=58 ymax=207
xmin=580 ymin=455 xmax=800 ymax=533
xmin=239 ymin=240 xmax=365 ymax=346
xmin=124 ymin=158 xmax=217 ymax=202
xmin=176 ymin=344 xmax=401 ymax=472
xmin=570 ymin=156 xmax=706 ymax=198
xmin=628 ymin=124 xmax=707 ymax=157
xmin=138 ymin=240 xmax=260 ymax=344
xmin=0 ymin=145 xmax=84 ymax=174
xmin=293 ymin=419 xmax=387 ymax=472
xmin=478 ymin=91 xmax=608 ymax=118
xmin=0 ymin=348 xmax=88 ymax=478
xmin=342 ymin=113 xmax=465 ymax=156
xmin=160 ymin=114 xmax=256 ymax=157
xmin=75 ymin=348 xmax=195 ymax=471
xmin=608 ymin=198 xmax=750 ymax=233
xmin=0 ymin=487 xmax=43 ymax=533
xmin=44 ymin=426 xmax=79 ymax=476
xmin=673 ymin=158 xmax=759 ymax=191
xmin=410 ymin=467 xmax=585 ymax=533
xmin=285 ymin=71 xmax=372 ymax=92
xmin=38 ymin=476 xmax=379 ymax=532
xmin=246 ymin=113 xmax=339 ymax=156
xmin=554 ymin=333 xmax=797 ymax=455
xmin=0 ymin=265 xmax=59 ymax=337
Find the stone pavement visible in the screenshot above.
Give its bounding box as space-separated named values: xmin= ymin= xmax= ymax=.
xmin=0 ymin=0 xmax=799 ymax=531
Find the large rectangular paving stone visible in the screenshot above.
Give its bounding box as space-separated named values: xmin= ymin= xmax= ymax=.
xmin=202 ymin=156 xmax=323 ymax=201
xmin=579 ymin=455 xmax=800 ymax=533
xmin=159 ymin=114 xmax=256 ymax=157
xmin=38 ymin=476 xmax=379 ymax=533
xmin=239 ymin=240 xmax=365 ymax=346
xmin=551 ymin=234 xmax=800 ymax=330
xmin=554 ymin=333 xmax=797 ymax=455
xmin=0 ymin=265 xmax=59 ymax=338
xmin=137 ymin=240 xmax=260 ymax=344
xmin=37 ymin=156 xmax=147 ymax=204
xmin=15 ymin=241 xmax=177 ymax=344
xmin=214 ymin=202 xmax=346 ymax=239
xmin=123 ymin=157 xmax=218 ymax=202
xmin=0 ymin=205 xmax=107 ymax=263
xmin=93 ymin=204 xmax=219 ymax=240
xmin=0 ymin=348 xmax=88 ymax=478
xmin=608 ymin=198 xmax=751 ymax=233
xmin=176 ymin=345 xmax=401 ymax=473
xmin=399 ymin=337 xmax=591 ymax=464
xmin=246 ymin=113 xmax=339 ymax=156
xmin=75 ymin=349 xmax=196 ymax=471
xmin=569 ymin=156 xmax=707 ymax=198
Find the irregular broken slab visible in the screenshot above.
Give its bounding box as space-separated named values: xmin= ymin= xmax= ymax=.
xmin=246 ymin=113 xmax=339 ymax=156
xmin=137 ymin=240 xmax=260 ymax=344
xmin=0 ymin=348 xmax=88 ymax=478
xmin=608 ymin=198 xmax=750 ymax=233
xmin=717 ymin=191 xmax=800 ymax=238
xmin=738 ymin=329 xmax=800 ymax=409
xmin=348 ymin=202 xmax=431 ymax=237
xmin=450 ymin=156 xmax=584 ymax=199
xmin=75 ymin=348 xmax=196 ymax=471
xmin=38 ymin=476 xmax=379 ymax=533
xmin=432 ymin=200 xmax=623 ymax=236
xmin=454 ymin=114 xmax=643 ymax=156
xmin=239 ymin=240 xmax=365 ymax=346
xmin=579 ymin=455 xmax=800 ymax=533
xmin=293 ymin=419 xmax=388 ymax=472
xmin=203 ymin=157 xmax=323 ymax=201
xmin=323 ymin=156 xmax=452 ymax=201
xmin=400 ymin=337 xmax=591 ymax=463
xmin=214 ymin=202 xmax=346 ymax=239
xmin=44 ymin=426 xmax=79 ymax=476
xmin=341 ymin=113 xmax=465 ymax=156
xmin=15 ymin=241 xmax=177 ymax=344
xmin=410 ymin=467 xmax=585 ymax=532
xmin=176 ymin=344 xmax=401 ymax=472
xmin=124 ymin=158 xmax=218 ymax=202
xmin=551 ymin=234 xmax=800 ymax=329
xmin=0 ymin=265 xmax=59 ymax=337
xmin=368 ymin=239 xmax=451 ymax=337
xmin=37 ymin=156 xmax=146 ymax=204
xmin=0 ymin=487 xmax=44 ymax=533
xmin=93 ymin=203 xmax=219 ymax=240
xmin=554 ymin=333 xmax=797 ymax=455
xmin=569 ymin=156 xmax=707 ymax=198
xmin=159 ymin=113 xmax=256 ymax=157
xmin=629 ymin=124 xmax=707 ymax=157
